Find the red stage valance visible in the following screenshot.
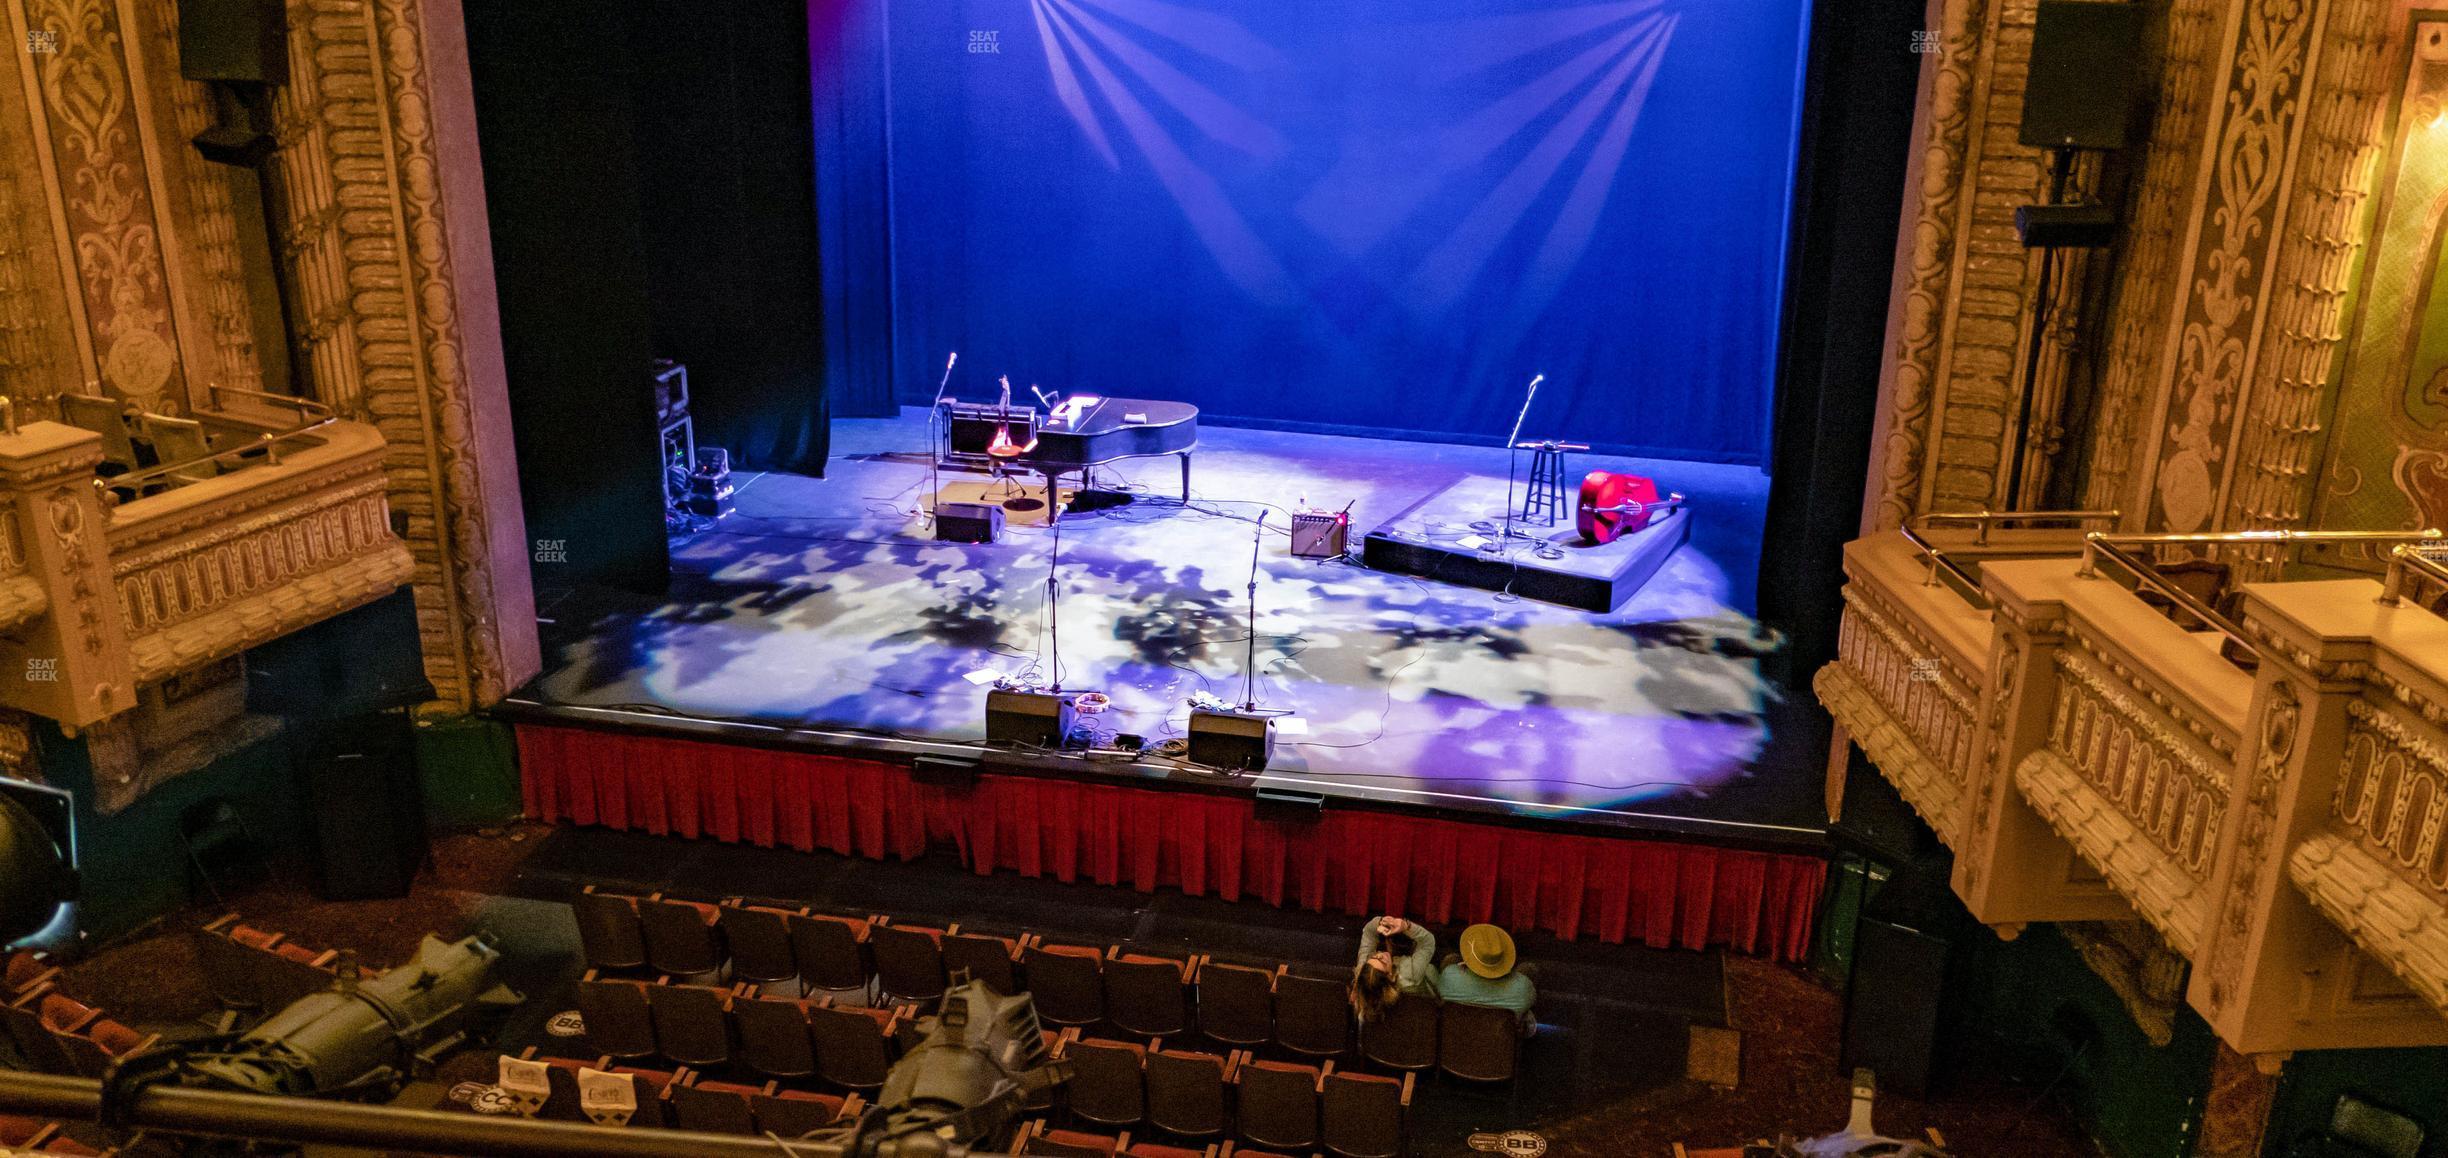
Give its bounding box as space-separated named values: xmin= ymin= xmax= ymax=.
xmin=517 ymin=723 xmax=1825 ymax=962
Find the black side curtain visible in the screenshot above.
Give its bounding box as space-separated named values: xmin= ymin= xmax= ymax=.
xmin=1755 ymin=0 xmax=1925 ymax=688
xmin=629 ymin=0 xmax=833 ymax=473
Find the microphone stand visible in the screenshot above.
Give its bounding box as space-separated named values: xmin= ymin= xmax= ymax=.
xmin=1241 ymin=510 xmax=1265 ymax=711
xmin=1485 ymin=373 xmax=1544 ymax=554
xmin=1046 ymin=509 xmax=1064 ymax=692
xmin=926 ymin=352 xmax=958 ymax=521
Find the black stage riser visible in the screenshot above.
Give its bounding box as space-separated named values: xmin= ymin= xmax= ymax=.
xmin=1363 ymin=510 xmax=1690 ymax=613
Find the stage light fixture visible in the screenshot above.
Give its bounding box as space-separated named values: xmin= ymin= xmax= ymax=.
xmin=0 ymin=777 xmax=77 ymax=952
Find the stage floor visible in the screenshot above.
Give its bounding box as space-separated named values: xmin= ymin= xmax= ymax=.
xmin=516 ymin=411 xmax=1825 ymax=844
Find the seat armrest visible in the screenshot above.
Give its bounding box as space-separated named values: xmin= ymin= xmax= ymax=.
xmin=1398 ymin=1072 xmax=1414 ymax=1105
xmin=839 ymin=1092 xmax=867 ymax=1119
xmin=202 ymin=913 xmax=241 ymax=937
xmin=1315 ymin=1061 xmax=1331 ymax=1090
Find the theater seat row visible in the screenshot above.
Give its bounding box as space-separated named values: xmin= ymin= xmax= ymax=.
xmin=494 ymin=1047 xmax=864 ymax=1135
xmin=1 ymin=983 xmax=158 ymax=1079
xmin=572 ymin=889 xmax=1523 ymax=1080
xmin=0 ymin=1114 xmax=114 ymax=1156
xmin=1053 ymin=1038 xmax=1412 ymax=1158
xmin=575 ymin=969 xmax=923 ymax=1092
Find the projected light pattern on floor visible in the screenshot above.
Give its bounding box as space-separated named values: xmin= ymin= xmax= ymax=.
xmin=530 ymin=416 xmax=1790 ymax=827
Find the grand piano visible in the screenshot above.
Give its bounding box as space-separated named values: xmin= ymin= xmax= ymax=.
xmin=943 ymin=396 xmax=1197 ymax=514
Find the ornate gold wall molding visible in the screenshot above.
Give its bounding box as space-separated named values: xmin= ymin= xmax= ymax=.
xmin=2220 ymin=0 xmax=2390 ymax=540
xmin=14 ymin=0 xmax=189 ymax=411
xmin=1873 ymin=0 xmax=1990 ymax=529
xmin=2061 ymin=919 xmax=2190 ymax=1046
xmin=140 ymin=0 xmax=265 ymax=400
xmin=0 ymin=0 xmax=539 ymax=714
xmin=2137 ymin=0 xmax=2325 ymax=533
xmin=2201 ymin=678 xmax=2300 ymax=1013
xmin=2083 ymin=0 xmax=2226 ymax=519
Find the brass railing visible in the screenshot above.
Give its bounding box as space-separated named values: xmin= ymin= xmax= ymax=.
xmin=96 ymin=415 xmax=339 ymax=502
xmin=207 ymin=383 xmax=333 ymax=419
xmin=1900 ymin=509 xmax=2122 ymax=607
xmin=2079 ymin=530 xmax=2446 ymax=659
xmin=0 ymin=397 xmax=15 ymax=436
xmin=2380 ymin=543 xmax=2448 ymax=609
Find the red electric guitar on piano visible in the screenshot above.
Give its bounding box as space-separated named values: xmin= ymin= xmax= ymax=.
xmin=1576 ymin=471 xmax=1688 ymax=545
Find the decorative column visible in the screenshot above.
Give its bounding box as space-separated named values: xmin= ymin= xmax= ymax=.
xmin=1954 ymin=558 xmax=2136 ymax=926
xmin=2189 ymin=590 xmax=2447 ymax=1053
xmin=0 ymin=422 xmax=128 ymax=730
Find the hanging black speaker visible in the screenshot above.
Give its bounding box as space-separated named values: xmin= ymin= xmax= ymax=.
xmin=178 ymin=0 xmax=289 ymax=86
xmin=295 ymin=711 xmax=426 ymax=901
xmin=2018 ymin=2 xmax=2143 ymax=151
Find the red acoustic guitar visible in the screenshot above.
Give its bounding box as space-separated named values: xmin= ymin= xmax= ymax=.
xmin=1576 ymin=471 xmax=1688 ymax=545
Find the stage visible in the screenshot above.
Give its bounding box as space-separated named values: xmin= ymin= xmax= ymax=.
xmin=511 ymin=410 xmax=1825 ymax=848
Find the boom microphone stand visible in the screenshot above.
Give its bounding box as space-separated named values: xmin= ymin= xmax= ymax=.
xmin=926 ymin=351 xmax=958 ymax=521
xmin=1482 ymin=373 xmax=1545 ymax=553
xmin=1045 ymin=509 xmax=1064 ymax=691
xmin=1241 ymin=510 xmax=1265 ymax=711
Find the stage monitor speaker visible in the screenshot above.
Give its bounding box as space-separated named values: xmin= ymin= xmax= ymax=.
xmin=1254 ymin=786 xmax=1323 ymax=823
xmin=178 ymin=0 xmax=289 ymax=85
xmin=912 ymin=755 xmax=978 ymax=790
xmin=295 ymin=712 xmax=425 ymax=901
xmin=936 ymin=502 xmax=1005 ymax=544
xmin=2019 ymin=2 xmax=2142 ymax=150
xmin=2015 ymin=202 xmax=2118 ymax=248
xmin=1841 ymin=915 xmax=1951 ymax=1097
xmin=1187 ymin=709 xmax=1275 ymax=772
xmin=985 ymin=689 xmax=1076 ymax=749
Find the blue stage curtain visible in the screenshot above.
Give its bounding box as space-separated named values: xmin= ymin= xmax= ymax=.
xmin=812 ymin=0 xmax=1807 ymax=462
xmin=811 ymin=0 xmax=901 ymax=418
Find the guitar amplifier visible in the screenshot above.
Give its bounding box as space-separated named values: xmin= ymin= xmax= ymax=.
xmin=943 ymin=403 xmax=1037 ymax=464
xmin=1290 ymin=508 xmax=1350 ymax=559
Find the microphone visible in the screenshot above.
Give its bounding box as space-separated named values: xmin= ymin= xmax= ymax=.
xmin=946 ymin=351 xmax=958 ymax=373
xmin=1526 ymin=372 xmax=1544 ymax=396
xmin=1031 ymin=385 xmax=1057 ymax=410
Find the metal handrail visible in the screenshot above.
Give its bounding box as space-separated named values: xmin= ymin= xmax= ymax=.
xmin=1897 ymin=508 xmax=2122 ymax=607
xmin=208 ymin=383 xmax=333 ymax=418
xmin=1898 ymin=524 xmax=1989 ymax=607
xmin=2079 ymin=536 xmax=2259 ymax=657
xmin=2381 ymin=543 xmax=2448 ymax=608
xmin=97 ymin=414 xmax=339 ymax=501
xmin=1913 ymin=507 xmax=2122 ymax=546
xmin=2077 ymin=529 xmax=2447 ymax=660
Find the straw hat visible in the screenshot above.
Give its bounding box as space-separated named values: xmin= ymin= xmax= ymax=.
xmin=1458 ymin=924 xmax=1515 ymax=979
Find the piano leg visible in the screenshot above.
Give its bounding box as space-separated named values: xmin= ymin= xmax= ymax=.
xmin=1177 ymin=452 xmax=1191 ymax=502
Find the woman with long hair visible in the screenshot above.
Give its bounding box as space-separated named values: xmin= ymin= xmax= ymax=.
xmin=1350 ymin=915 xmax=1436 ymax=1021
